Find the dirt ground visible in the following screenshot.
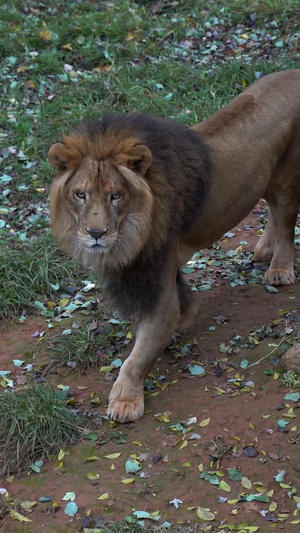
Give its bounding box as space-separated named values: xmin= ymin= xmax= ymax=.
xmin=1 ymin=203 xmax=300 ymax=532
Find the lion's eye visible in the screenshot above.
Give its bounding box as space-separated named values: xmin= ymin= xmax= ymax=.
xmin=74 ymin=190 xmax=86 ymax=200
xmin=111 ymin=192 xmax=123 ymax=201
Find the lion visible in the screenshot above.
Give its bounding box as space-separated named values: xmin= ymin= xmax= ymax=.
xmin=49 ymin=69 xmax=300 ymax=423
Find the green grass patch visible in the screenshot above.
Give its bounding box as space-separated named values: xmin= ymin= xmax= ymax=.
xmin=0 ymin=236 xmax=82 ymax=318
xmin=44 ymin=322 xmax=113 ymax=371
xmin=0 ymin=385 xmax=85 ymax=475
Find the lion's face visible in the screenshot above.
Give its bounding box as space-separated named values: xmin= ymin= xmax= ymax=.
xmin=65 ymin=158 xmax=131 ymax=254
xmin=49 ymin=135 xmax=154 ymax=268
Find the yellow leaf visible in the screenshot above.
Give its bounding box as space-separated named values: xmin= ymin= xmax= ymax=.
xmin=231 ymin=508 xmax=239 ymax=515
xmin=86 ymin=472 xmax=100 ymax=480
xmin=197 ymin=507 xmax=215 ymax=521
xmin=58 ymin=449 xmax=66 ymax=461
xmin=76 ymin=386 xmax=88 ymax=390
xmin=85 ymin=456 xmax=101 ymax=462
xmin=100 ymin=366 xmax=114 ymax=373
xmin=10 ymin=510 xmax=32 ymax=523
xmin=111 ymin=464 xmax=115 ymax=470
xmin=125 ymin=32 xmax=135 ymax=41
xmin=290 ymin=520 xmax=300 ymax=524
xmin=98 ymin=493 xmax=109 ymax=500
xmin=27 ymin=80 xmax=36 ymax=89
xmin=261 ymin=415 xmax=271 ymax=419
xmin=198 ymin=463 xmax=204 ymax=472
xmin=242 ymin=477 xmax=252 ymax=489
xmin=39 ymin=28 xmax=53 ymax=40
xmin=249 ymin=422 xmax=255 ymax=430
xmin=269 ymin=502 xmax=277 ymax=512
xmin=126 ymin=331 xmax=132 ymax=339
xmin=61 ymin=43 xmax=73 ymax=50
xmin=219 ymin=480 xmax=231 ymax=493
xmin=183 ymin=462 xmax=193 ymax=467
xmin=274 ymin=372 xmax=280 ymax=380
xmin=105 ymin=453 xmax=121 ymax=459
xmin=199 ymin=417 xmax=210 ymax=427
xmin=215 ymin=387 xmax=226 ymax=394
xmin=54 ymin=460 xmax=64 ymax=470
xmin=20 ymin=501 xmax=36 ymax=511
xmin=133 ymin=441 xmax=143 ymax=446
xmin=17 ymin=65 xmax=28 ymax=73
xmin=59 ymin=297 xmax=69 ymax=307
xmin=180 ymin=440 xmax=187 ymax=450
xmin=121 ymin=478 xmax=135 ymax=484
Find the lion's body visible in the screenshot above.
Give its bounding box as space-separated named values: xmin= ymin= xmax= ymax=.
xmin=49 ymin=69 xmax=300 ymax=422
xmin=180 ymin=69 xmax=300 ymax=279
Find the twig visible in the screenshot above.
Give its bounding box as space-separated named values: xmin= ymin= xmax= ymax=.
xmin=247 ymin=335 xmax=287 ymax=369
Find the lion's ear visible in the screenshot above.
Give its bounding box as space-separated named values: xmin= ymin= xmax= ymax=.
xmin=118 ymin=145 xmax=152 ymax=177
xmin=48 ymin=143 xmax=72 ymax=176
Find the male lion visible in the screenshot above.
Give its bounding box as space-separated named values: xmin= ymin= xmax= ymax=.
xmin=49 ymin=69 xmax=300 ymax=422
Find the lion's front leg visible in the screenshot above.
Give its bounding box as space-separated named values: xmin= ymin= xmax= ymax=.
xmin=107 ymin=286 xmax=180 ymax=423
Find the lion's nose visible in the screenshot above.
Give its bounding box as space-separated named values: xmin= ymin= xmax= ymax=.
xmin=86 ymin=227 xmax=108 ymax=240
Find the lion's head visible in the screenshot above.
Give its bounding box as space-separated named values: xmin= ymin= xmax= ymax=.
xmin=48 ymin=119 xmax=160 ymax=269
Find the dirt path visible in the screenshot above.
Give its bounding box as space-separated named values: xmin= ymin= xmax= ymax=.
xmin=1 ymin=204 xmax=300 ymax=532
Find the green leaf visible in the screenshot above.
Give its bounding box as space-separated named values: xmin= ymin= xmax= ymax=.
xmin=266 ymin=285 xmax=278 ymax=293
xmin=228 ymin=468 xmax=243 ymax=481
xmin=187 ymin=364 xmax=206 ymax=376
xmin=64 ymin=501 xmax=78 ymax=516
xmin=198 ymin=284 xmax=212 ymax=291
xmin=274 ymin=469 xmax=286 ymax=483
xmin=284 ymin=392 xmax=300 ymax=402
xmin=240 ymin=359 xmax=249 ymax=369
xmin=278 ymin=419 xmax=290 ymax=428
xmin=200 ymin=471 xmax=220 ymax=485
xmin=125 ymin=460 xmax=141 ymax=474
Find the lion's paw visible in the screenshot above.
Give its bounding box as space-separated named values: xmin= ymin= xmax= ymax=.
xmin=265 ymin=268 xmax=295 ymax=286
xmin=108 ymin=380 xmax=144 ymax=422
xmin=107 ymin=395 xmax=144 ymax=423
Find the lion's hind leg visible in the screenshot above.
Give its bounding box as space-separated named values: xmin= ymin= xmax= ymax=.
xmin=176 ymin=269 xmax=197 ymax=332
xmin=262 ymin=185 xmax=300 ymax=286
xmin=253 ymin=200 xmax=277 ymax=263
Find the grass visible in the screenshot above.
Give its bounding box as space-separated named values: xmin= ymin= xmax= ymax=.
xmin=0 ymin=236 xmax=84 ymax=318
xmin=281 ymin=370 xmax=300 ymax=392
xmin=44 ymin=322 xmax=114 ymax=371
xmin=0 ymin=385 xmax=85 ymax=475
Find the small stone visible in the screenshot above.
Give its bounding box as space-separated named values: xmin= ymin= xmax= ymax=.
xmin=281 ymin=344 xmax=300 ymax=373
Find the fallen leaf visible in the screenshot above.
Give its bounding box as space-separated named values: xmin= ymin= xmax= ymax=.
xmin=197 ymin=507 xmax=215 ymax=521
